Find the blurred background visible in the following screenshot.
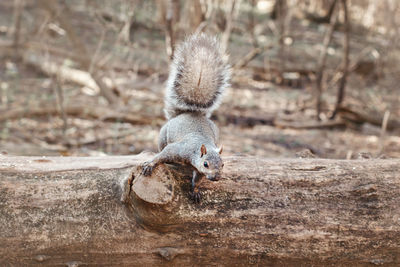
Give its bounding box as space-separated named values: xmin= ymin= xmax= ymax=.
xmin=0 ymin=0 xmax=399 ymax=159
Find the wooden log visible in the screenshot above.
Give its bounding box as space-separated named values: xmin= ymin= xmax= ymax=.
xmin=0 ymin=154 xmax=400 ymax=266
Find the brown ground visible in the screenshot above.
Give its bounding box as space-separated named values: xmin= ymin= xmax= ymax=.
xmin=0 ymin=1 xmax=399 ymax=159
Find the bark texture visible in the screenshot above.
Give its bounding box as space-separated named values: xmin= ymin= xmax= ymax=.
xmin=0 ymin=154 xmax=399 ymax=266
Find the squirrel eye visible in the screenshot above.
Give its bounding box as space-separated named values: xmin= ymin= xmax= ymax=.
xmin=204 ymin=161 xmax=209 ymax=168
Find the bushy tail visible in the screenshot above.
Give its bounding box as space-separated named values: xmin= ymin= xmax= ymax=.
xmin=164 ymin=33 xmax=231 ymax=119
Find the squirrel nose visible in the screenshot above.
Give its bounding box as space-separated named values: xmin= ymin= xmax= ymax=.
xmin=207 ymin=174 xmax=221 ymax=181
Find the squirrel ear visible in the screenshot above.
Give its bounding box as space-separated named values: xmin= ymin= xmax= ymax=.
xmin=200 ymin=144 xmax=207 ymax=157
xmin=218 ymin=145 xmax=223 ymax=154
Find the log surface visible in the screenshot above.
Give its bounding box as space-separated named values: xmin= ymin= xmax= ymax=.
xmin=0 ymin=154 xmax=399 ymax=266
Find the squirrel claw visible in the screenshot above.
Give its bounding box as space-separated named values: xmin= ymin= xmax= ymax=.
xmin=189 ymin=190 xmax=202 ymax=204
xmin=142 ymin=161 xmax=155 ymax=176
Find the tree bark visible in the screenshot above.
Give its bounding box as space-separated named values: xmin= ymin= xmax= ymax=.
xmin=1 ymin=154 xmax=400 ymax=266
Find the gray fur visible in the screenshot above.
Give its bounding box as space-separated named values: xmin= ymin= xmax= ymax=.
xmin=164 ymin=33 xmax=231 ymax=119
xmin=146 ymin=113 xmax=222 ymax=180
xmin=142 ymin=34 xmax=229 ymax=202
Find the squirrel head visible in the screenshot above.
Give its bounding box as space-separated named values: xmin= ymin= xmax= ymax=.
xmin=195 ymin=144 xmax=224 ymax=181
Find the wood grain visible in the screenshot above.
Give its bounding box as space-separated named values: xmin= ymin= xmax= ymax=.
xmin=1 ymin=154 xmax=399 ymax=266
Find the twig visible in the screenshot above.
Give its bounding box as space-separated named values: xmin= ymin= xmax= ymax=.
xmin=12 ymin=0 xmax=24 ymax=59
xmin=53 ymin=77 xmax=68 ymax=136
xmin=276 ymin=0 xmax=287 ymax=71
xmin=96 ymin=18 xmax=135 ymax=70
xmin=165 ymin=0 xmax=179 ymax=60
xmin=304 ymin=0 xmax=339 ymax=24
xmin=379 ymin=110 xmax=390 ymax=155
xmin=190 ymin=0 xmax=205 ymax=30
xmin=120 ymin=0 xmax=135 ymax=44
xmin=314 ymin=0 xmax=338 ymax=120
xmin=221 ymin=0 xmax=236 ymax=53
xmin=326 ymin=46 xmax=373 ymax=90
xmin=39 ymin=0 xmax=119 ymax=105
xmin=89 ymin=28 xmax=106 ymax=74
xmin=330 ymin=0 xmax=350 ymax=119
xmin=233 ymin=47 xmax=262 ymax=69
xmin=194 ymin=0 xmax=219 ymax=34
xmin=248 ymin=0 xmax=258 ymax=48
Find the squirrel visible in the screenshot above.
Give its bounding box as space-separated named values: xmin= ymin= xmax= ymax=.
xmin=141 ymin=33 xmax=231 ymax=203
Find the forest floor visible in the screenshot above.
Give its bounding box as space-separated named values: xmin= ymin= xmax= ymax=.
xmin=0 ymin=2 xmax=399 ymax=159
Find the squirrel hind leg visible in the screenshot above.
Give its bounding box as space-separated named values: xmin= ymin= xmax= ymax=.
xmin=189 ymin=170 xmax=202 ymax=204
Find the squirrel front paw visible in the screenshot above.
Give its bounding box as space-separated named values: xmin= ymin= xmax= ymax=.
xmin=141 ymin=161 xmax=156 ymax=176
xmin=189 ymin=189 xmax=202 ymax=204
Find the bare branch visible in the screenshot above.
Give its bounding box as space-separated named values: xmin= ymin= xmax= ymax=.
xmin=330 ymin=0 xmax=350 ymax=119
xmin=12 ymin=0 xmax=24 ymax=59
xmin=221 ymin=0 xmax=236 ymax=53
xmin=165 ymin=0 xmax=179 ymax=60
xmin=38 ymin=0 xmax=120 ymax=105
xmin=314 ymin=0 xmax=338 ymax=120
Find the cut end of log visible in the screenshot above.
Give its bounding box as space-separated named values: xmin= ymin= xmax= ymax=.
xmin=132 ymin=166 xmax=175 ymax=204
xmin=121 ymin=161 xmax=188 ymax=232
xmin=121 ymin=159 xmax=223 ymax=232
